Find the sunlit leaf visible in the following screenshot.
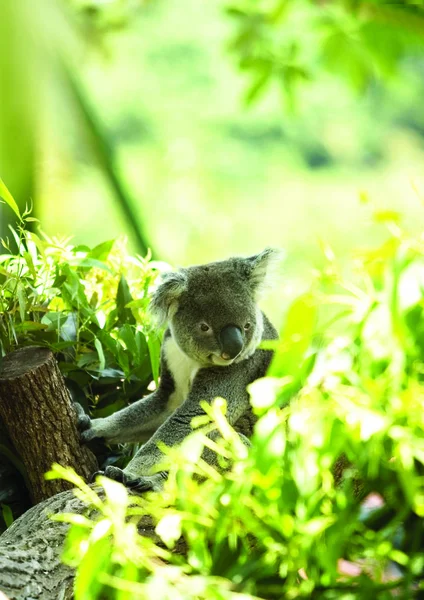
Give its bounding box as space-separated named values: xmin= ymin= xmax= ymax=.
xmin=0 ymin=178 xmax=21 ymax=219
xmin=156 ymin=513 xmax=182 ymax=549
xmin=373 ymin=210 xmax=402 ymax=224
xmin=248 ymin=376 xmax=292 ymax=411
xmin=269 ymin=292 xmax=317 ymax=379
xmin=74 ymin=534 xmax=112 ymax=600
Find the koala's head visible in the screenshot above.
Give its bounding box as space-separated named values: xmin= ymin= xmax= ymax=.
xmin=150 ymin=248 xmax=282 ymax=367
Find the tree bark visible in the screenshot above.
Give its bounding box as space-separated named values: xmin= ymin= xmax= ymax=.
xmin=0 ymin=346 xmax=98 ymax=504
xmin=0 ymin=486 xmax=161 ymax=600
xmin=0 ymin=488 xmax=84 ymax=600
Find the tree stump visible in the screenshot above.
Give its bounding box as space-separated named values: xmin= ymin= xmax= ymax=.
xmin=0 ymin=346 xmax=97 ymax=503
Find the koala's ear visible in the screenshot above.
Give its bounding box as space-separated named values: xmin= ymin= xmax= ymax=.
xmin=150 ymin=270 xmax=188 ymax=326
xmin=245 ymin=247 xmax=284 ymax=297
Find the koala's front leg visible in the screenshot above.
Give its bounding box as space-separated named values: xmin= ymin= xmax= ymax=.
xmin=114 ymin=365 xmax=252 ymax=491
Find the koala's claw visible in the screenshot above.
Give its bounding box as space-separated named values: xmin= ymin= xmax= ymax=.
xmin=124 ymin=476 xmax=155 ymax=492
xmin=98 ymin=465 xmax=161 ymax=492
xmin=89 ymin=466 xmax=123 ymax=484
xmin=124 ymin=471 xmax=167 ymax=492
xmin=89 ymin=470 xmax=104 ymax=483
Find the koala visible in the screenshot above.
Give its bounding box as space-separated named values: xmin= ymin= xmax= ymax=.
xmin=78 ymin=248 xmax=281 ymax=491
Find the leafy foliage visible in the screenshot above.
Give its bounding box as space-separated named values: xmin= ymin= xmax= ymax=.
xmin=0 ymin=224 xmax=161 ymax=390
xmin=0 ymin=194 xmax=165 ymax=529
xmin=51 ymin=216 xmax=424 ymax=598
xmin=226 ymin=0 xmax=424 ymax=107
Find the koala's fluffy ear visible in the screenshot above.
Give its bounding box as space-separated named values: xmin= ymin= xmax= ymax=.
xmin=150 ymin=270 xmax=188 ymax=326
xmin=245 ymin=247 xmax=284 ymax=297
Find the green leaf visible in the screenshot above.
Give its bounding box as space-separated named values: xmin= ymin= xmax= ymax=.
xmin=94 ymin=338 xmax=106 ymax=371
xmin=88 ymin=239 xmax=115 ymax=262
xmin=244 ymin=66 xmax=272 ymax=106
xmin=321 ymin=29 xmax=369 ymax=92
xmin=269 ymin=292 xmax=317 ymax=379
xmin=116 ymin=344 xmax=130 ymax=378
xmin=23 ymin=251 xmax=37 ymax=279
xmin=100 ymin=476 xmax=128 ymax=517
xmin=1 ymin=503 xmax=13 ymax=528
xmin=253 ymin=409 xmax=286 ymax=461
xmin=16 ymin=282 xmax=27 ymax=322
xmin=96 ymin=368 xmax=125 ymax=380
xmin=118 ymin=324 xmax=138 ymax=357
xmin=50 ymin=513 xmax=92 ymax=528
xmin=0 ymin=178 xmax=21 ymax=219
xmin=299 ymin=516 xmax=336 ymax=536
xmin=248 ymin=376 xmax=292 ymax=411
xmin=13 ymin=321 xmax=48 ymax=332
xmin=74 ymin=534 xmax=112 ymax=600
xmin=45 ymin=464 xmax=103 ymax=509
xmin=116 ymin=275 xmax=135 ymax=324
xmin=134 ymin=329 xmax=149 ymax=369
xmin=77 ymin=258 xmax=113 ymax=273
xmin=147 ymin=332 xmax=161 ymax=386
xmin=155 ymin=513 xmax=182 ymax=549
xmin=41 ymin=312 xmax=77 ymax=341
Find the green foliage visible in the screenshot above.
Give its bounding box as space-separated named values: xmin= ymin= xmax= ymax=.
xmin=0 ymin=201 xmax=165 ymax=528
xmin=64 ymin=0 xmax=144 ymax=30
xmin=226 ymin=0 xmax=424 ymax=107
xmin=33 ymin=0 xmax=424 ymax=287
xmin=52 ymin=219 xmax=424 ymax=598
xmin=0 ymin=218 xmax=161 ymax=382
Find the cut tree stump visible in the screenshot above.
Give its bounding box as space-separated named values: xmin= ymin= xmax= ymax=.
xmin=0 ymin=346 xmax=98 ymax=504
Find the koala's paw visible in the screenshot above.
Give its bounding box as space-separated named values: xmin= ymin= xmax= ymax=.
xmin=80 ymin=427 xmax=99 ymax=443
xmin=101 ymin=466 xmax=166 ymax=493
xmin=124 ymin=474 xmax=162 ymax=493
xmin=74 ymin=403 xmax=99 ymax=443
xmin=74 ymin=402 xmax=91 ymax=430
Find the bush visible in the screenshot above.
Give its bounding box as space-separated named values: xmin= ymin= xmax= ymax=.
xmin=0 ymin=206 xmax=165 ymax=528
xmin=48 ymin=215 xmax=424 ymax=598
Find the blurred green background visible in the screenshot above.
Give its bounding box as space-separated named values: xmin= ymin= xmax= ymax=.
xmin=1 ymin=0 xmax=424 ymax=325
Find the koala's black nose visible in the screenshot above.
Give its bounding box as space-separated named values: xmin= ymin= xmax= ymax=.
xmin=220 ymin=325 xmax=243 ymax=360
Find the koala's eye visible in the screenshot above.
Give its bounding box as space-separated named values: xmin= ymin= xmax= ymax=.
xmin=244 ymin=322 xmax=251 ymax=331
xmin=200 ymin=323 xmax=210 ymax=332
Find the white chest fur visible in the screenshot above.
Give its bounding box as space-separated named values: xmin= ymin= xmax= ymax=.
xmin=164 ymin=336 xmax=200 ymax=411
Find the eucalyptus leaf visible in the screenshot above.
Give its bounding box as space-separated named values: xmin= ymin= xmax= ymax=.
xmin=0 ymin=178 xmax=21 ymax=220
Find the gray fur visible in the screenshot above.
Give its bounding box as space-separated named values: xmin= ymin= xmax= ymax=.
xmin=150 ymin=270 xmax=188 ymax=326
xmin=79 ymin=249 xmax=281 ymax=491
